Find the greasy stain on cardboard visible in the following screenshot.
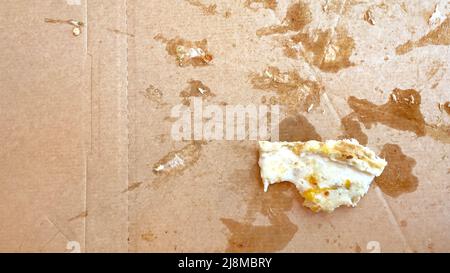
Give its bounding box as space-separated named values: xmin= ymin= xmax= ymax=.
xmin=278 ymin=114 xmax=322 ymax=142
xmin=256 ymin=2 xmax=312 ymax=36
xmin=221 ymin=181 xmax=299 ymax=252
xmin=441 ymin=102 xmax=450 ymax=115
xmin=154 ymin=34 xmax=213 ymax=67
xmin=143 ymin=84 xmax=166 ymax=108
xmin=141 ymin=231 xmax=156 ymax=242
xmin=347 ymin=88 xmax=450 ymax=143
xmin=220 ymin=117 xmax=329 ymax=251
xmin=376 ymin=144 xmax=419 ymax=197
xmin=221 ymin=150 xmax=299 ymax=253
xmin=255 ymin=1 xmax=355 ymax=73
xmin=251 ymin=66 xmax=323 ymax=113
xmin=284 ymin=27 xmax=356 ymax=73
xmin=180 ymin=80 xmax=216 ymax=106
xmin=396 ymin=17 xmax=450 ymax=55
xmin=185 ymin=0 xmax=217 ymax=15
xmin=339 ymin=114 xmax=368 ymax=145
xmin=152 ymin=141 xmax=204 ymax=175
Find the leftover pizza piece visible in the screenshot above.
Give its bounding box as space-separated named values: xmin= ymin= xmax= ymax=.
xmin=258 ymin=139 xmax=387 ymax=212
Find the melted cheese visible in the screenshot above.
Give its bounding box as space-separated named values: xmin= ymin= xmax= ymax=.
xmin=258 ymin=139 xmax=387 ymax=212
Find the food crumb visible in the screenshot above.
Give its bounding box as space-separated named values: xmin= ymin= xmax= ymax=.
xmin=364 ymin=8 xmax=375 ymax=25
xmin=45 ymin=18 xmax=84 ymax=37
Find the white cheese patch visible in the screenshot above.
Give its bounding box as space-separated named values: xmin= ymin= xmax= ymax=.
xmin=258 ymin=139 xmax=387 ymax=212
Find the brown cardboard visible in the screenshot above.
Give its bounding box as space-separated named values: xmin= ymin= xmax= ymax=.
xmin=1 ymin=0 xmax=449 ymax=253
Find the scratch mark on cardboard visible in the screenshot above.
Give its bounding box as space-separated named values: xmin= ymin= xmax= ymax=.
xmin=107 ymin=28 xmax=135 ymax=37
xmin=123 ymin=182 xmax=143 ymax=193
xmin=68 ymin=211 xmax=88 ymax=222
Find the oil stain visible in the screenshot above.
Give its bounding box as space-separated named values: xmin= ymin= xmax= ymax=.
xmin=442 ymin=102 xmax=450 ymax=115
xmin=245 ymin=0 xmax=277 ymax=11
xmin=68 ymin=211 xmax=88 ymax=222
xmin=400 ymin=220 xmax=408 ymax=227
xmin=154 ymin=34 xmax=213 ymax=67
xmin=250 ymin=66 xmax=323 ymax=113
xmin=426 ymin=61 xmax=444 ymax=80
xmin=396 ymin=17 xmax=450 ymax=55
xmin=152 ymin=141 xmax=204 ymax=175
xmin=185 ymin=0 xmax=217 ymax=15
xmin=256 ymin=2 xmax=312 ymax=36
xmin=221 ymin=179 xmax=299 ymax=252
xmin=284 ymin=27 xmax=355 ymax=73
xmin=143 ymin=85 xmax=166 ymax=108
xmin=347 ymin=88 xmax=450 ymax=143
xmin=180 ymin=80 xmax=216 ymax=106
xmin=141 ymin=231 xmax=156 ymax=242
xmin=339 ymin=114 xmax=368 ymax=145
xmin=221 ymin=148 xmax=299 ymax=253
xmin=355 ymin=243 xmax=362 ymax=253
xmin=279 ymin=114 xmax=322 ymax=142
xmin=375 ymin=144 xmax=419 ymax=197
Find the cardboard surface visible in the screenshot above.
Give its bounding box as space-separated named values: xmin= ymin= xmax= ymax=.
xmin=1 ymin=0 xmax=449 ymax=252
